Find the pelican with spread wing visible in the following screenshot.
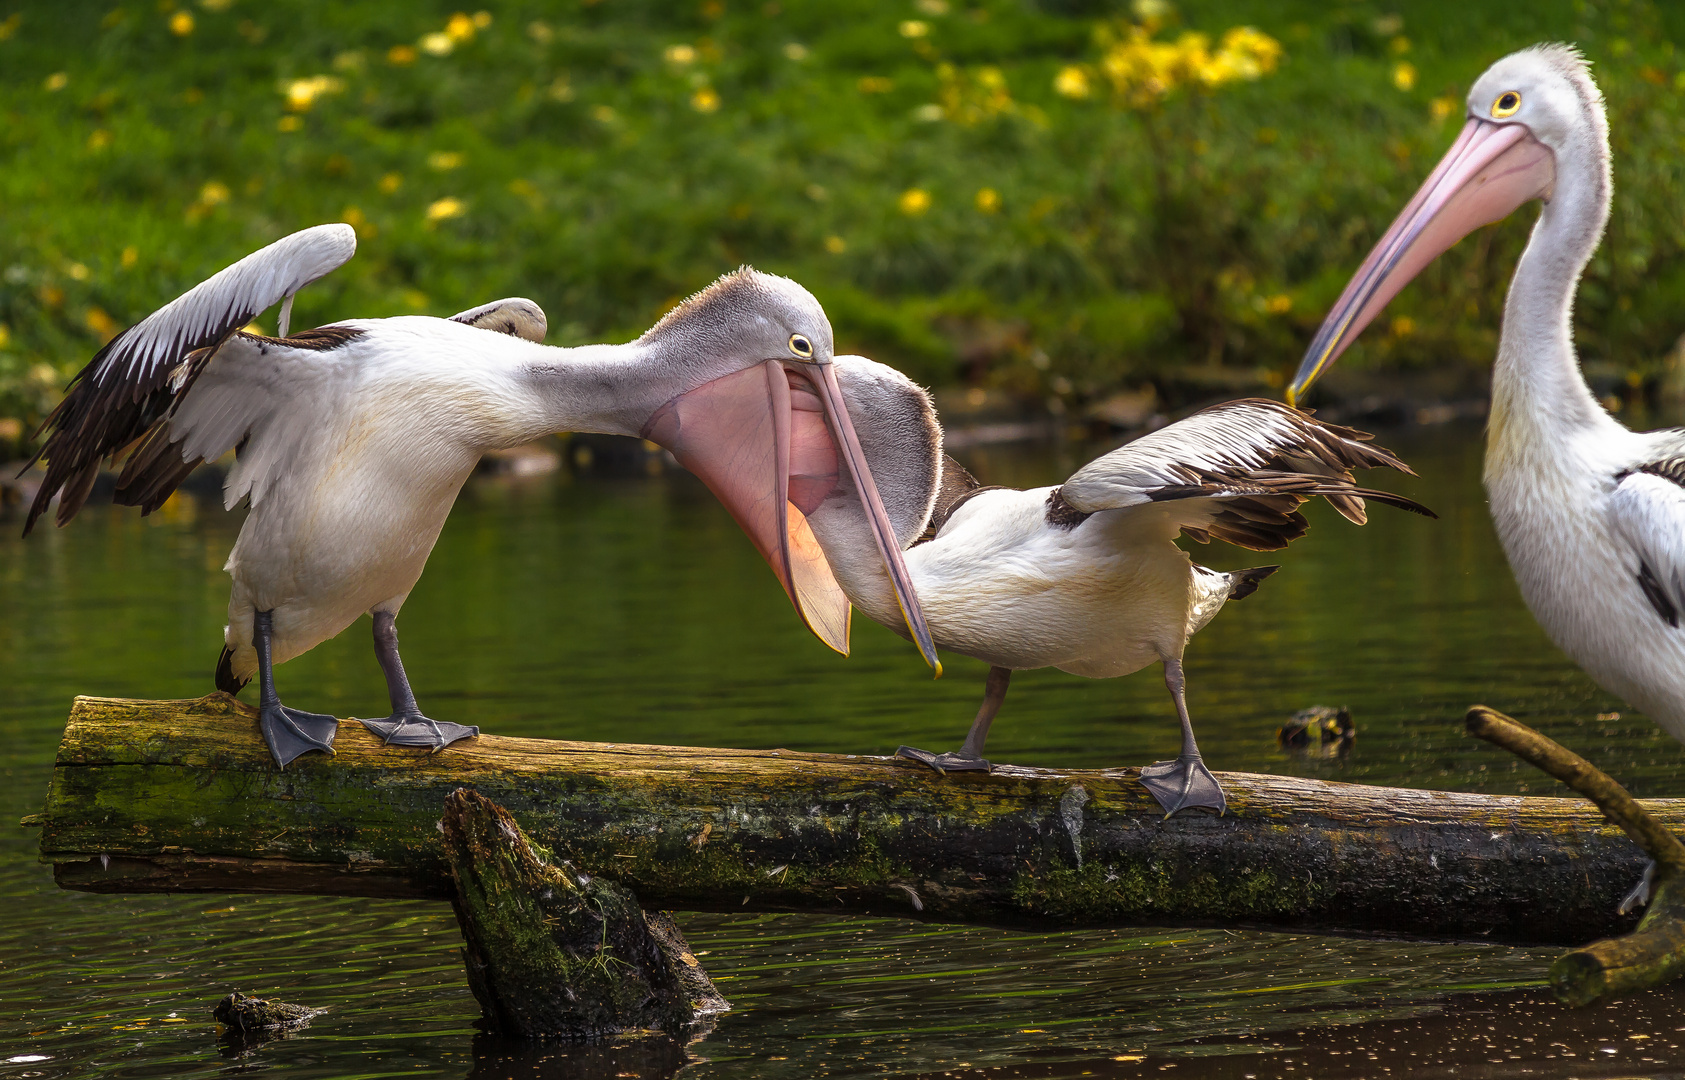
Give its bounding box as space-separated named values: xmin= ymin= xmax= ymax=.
xmin=27 ymin=226 xmax=939 ymax=767
xmin=792 ymin=357 xmax=1432 ymax=815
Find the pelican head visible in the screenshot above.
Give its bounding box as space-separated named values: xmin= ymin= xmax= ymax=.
xmin=637 ymin=270 xmax=941 ymax=674
xmin=1287 ymin=44 xmax=1602 ymax=405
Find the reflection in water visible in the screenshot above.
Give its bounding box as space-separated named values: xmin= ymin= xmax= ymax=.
xmin=2 ymin=423 xmax=1684 ymax=1077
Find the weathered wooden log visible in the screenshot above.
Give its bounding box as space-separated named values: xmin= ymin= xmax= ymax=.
xmin=32 ymin=694 xmax=1685 ymax=944
xmin=442 ymin=788 xmax=726 ymax=1037
xmin=1467 ymin=706 xmax=1685 ymax=1005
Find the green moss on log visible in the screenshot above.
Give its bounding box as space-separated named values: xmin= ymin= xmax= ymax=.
xmin=34 ymin=695 xmax=1685 ymax=943
xmin=442 ymin=788 xmax=725 ymax=1038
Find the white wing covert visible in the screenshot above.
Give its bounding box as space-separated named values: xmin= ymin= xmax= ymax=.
xmin=1056 ymin=398 xmax=1432 ymax=550
xmin=24 ymin=224 xmax=355 ymax=533
xmin=1609 ymin=458 xmax=1685 ymax=629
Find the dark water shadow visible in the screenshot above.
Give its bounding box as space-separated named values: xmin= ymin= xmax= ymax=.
xmin=883 ymin=983 xmax=1685 ymax=1079
xmin=464 ymin=1030 xmax=690 ymax=1080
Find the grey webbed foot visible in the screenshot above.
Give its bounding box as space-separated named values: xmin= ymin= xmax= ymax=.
xmin=259 ymin=702 xmax=337 ymax=768
xmin=895 ymin=745 xmax=993 ymax=775
xmin=1140 ymin=753 xmax=1227 ymax=818
xmin=358 ymin=712 xmax=478 ymax=751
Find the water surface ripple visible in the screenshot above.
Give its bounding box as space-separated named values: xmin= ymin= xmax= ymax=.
xmin=2 ymin=423 xmax=1681 ymax=1078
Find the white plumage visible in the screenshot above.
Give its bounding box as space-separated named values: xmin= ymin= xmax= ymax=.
xmin=29 ymin=228 xmax=937 ymax=767
xmin=1288 ymin=45 xmax=1685 ymax=745
xmin=804 ymin=358 xmax=1431 ymax=814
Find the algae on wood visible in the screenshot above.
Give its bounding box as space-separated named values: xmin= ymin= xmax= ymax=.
xmin=442 ymin=787 xmax=726 ymax=1038
xmin=32 ymin=694 xmax=1685 ymax=944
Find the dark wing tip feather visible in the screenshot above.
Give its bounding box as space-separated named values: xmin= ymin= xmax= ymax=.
xmin=22 ymin=224 xmax=355 ymax=535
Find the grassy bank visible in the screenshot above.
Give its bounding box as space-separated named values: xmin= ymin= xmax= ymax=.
xmin=3 ymin=0 xmax=1684 ymax=447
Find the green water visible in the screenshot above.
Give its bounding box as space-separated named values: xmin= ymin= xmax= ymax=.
xmin=3 ymin=422 xmax=1684 ymax=1079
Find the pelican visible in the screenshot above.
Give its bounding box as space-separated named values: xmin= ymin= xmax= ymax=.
xmin=27 ymin=225 xmax=938 ymax=767
xmin=796 ymin=356 xmax=1431 ymax=815
xmin=1286 ymin=46 xmax=1685 ymax=756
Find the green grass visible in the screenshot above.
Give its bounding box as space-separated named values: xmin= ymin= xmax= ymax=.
xmin=3 ymin=0 xmax=1685 ymax=447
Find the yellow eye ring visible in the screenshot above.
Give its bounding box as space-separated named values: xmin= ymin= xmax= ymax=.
xmin=1491 ymin=91 xmax=1522 ymax=119
xmin=788 ymin=333 xmax=814 ymax=358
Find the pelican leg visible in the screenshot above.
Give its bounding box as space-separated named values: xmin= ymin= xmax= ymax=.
xmin=897 ymin=666 xmax=1010 ymax=775
xmin=1139 ymin=657 xmax=1227 ymax=818
xmin=356 ymin=611 xmax=478 ymax=751
xmin=253 ymin=609 xmax=337 ymax=768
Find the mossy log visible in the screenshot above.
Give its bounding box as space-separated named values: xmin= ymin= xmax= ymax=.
xmin=442 ymin=788 xmax=726 ymax=1037
xmin=32 ymin=694 xmax=1682 ymax=944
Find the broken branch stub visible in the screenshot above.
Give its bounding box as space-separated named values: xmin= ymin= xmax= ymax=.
xmin=1466 ymin=705 xmax=1685 ymax=1006
xmin=440 ymin=787 xmax=727 ymax=1039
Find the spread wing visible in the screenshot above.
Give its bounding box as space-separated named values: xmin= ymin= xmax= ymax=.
xmin=449 ymin=297 xmax=548 ymax=342
xmin=1058 ymin=397 xmax=1434 ymax=550
xmin=1609 ymin=453 xmax=1685 ymax=628
xmin=24 ymin=223 xmax=356 ymax=533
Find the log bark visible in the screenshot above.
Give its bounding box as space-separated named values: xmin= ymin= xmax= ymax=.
xmin=32 ymin=694 xmax=1681 ymax=944
xmin=441 ymin=788 xmax=726 ymax=1037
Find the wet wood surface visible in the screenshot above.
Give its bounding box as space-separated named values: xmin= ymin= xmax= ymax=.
xmin=34 ymin=694 xmax=1675 ymax=945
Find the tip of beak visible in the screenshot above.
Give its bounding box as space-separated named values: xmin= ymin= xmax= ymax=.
xmin=932 ymin=659 xmax=944 ymax=680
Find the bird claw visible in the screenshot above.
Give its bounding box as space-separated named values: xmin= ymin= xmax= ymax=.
xmin=895 ymin=745 xmax=993 ymax=775
xmin=357 ymin=713 xmax=478 ymax=752
xmin=1140 ymin=754 xmax=1227 ymax=818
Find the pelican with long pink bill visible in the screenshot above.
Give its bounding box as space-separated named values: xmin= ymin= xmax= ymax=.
xmin=796 ymin=357 xmax=1430 ymax=817
xmin=1287 ymin=46 xmax=1685 ymax=853
xmin=26 ymin=227 xmax=937 ymax=767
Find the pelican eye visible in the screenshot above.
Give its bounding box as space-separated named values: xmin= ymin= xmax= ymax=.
xmin=788 ymin=333 xmax=814 ymax=359
xmin=1491 ymin=91 xmax=1522 ymax=119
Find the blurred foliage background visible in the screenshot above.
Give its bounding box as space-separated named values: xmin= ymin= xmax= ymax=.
xmin=2 ymin=0 xmax=1684 ymax=449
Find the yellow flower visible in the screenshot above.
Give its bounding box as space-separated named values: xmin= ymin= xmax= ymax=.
xmin=1392 ymin=62 xmax=1416 ymax=92
xmin=664 ymin=43 xmax=696 ymax=64
xmin=67 ymin=262 xmax=89 ymax=281
xmin=388 ymin=44 xmax=418 ymax=65
xmin=975 ymin=187 xmax=1000 ymax=213
xmin=87 ymin=129 xmax=112 ymax=151
xmin=691 ymin=87 xmax=721 ymax=113
xmin=1054 ymin=65 xmax=1090 ymax=99
xmin=0 ymin=324 xmax=9 ymax=349
xmin=1264 ymin=293 xmax=1292 ymax=314
xmin=420 ymin=32 xmax=453 ymax=56
xmin=473 ymin=11 xmax=492 ymax=29
xmin=899 ymin=20 xmax=928 ymax=38
xmin=0 ymin=14 xmax=19 ymax=42
xmin=169 ymin=11 xmax=194 ymax=36
xmin=591 ymin=104 xmax=618 ymax=124
xmin=428 ymin=150 xmax=463 ymax=170
xmin=547 ymin=77 xmax=574 ymax=102
xmin=857 ymin=76 xmax=893 ymax=94
xmin=445 ymin=12 xmax=476 ymax=42
xmin=85 ymin=307 xmax=119 ymax=341
xmin=1430 ymin=96 xmax=1458 ymax=122
xmin=342 ymin=206 xmax=377 ymax=239
xmin=898 ymin=188 xmax=931 ymax=215
xmin=277 ymin=115 xmax=301 ymax=132
xmin=379 ymin=172 xmax=403 ymax=193
xmin=426 ymin=197 xmax=465 ymax=222
xmin=44 ymin=72 xmax=67 ymax=92
xmin=784 ymin=42 xmax=808 ymax=61
xmin=282 ymin=75 xmax=344 ymax=112
xmin=824 ymin=235 xmax=847 ymax=254
xmin=199 ymin=181 xmax=230 ymax=206
xmin=120 ymin=246 xmax=138 ymax=269
xmin=1390 ymin=315 xmax=1415 ymax=337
